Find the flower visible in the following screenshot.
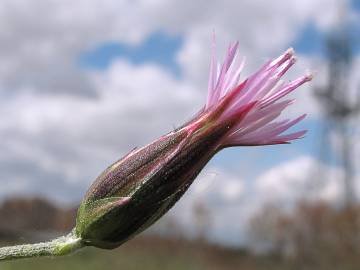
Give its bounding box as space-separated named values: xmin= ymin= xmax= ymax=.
xmin=205 ymin=42 xmax=312 ymax=146
xmin=75 ymin=40 xmax=312 ymax=249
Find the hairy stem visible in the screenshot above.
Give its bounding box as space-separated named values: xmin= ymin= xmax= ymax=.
xmin=0 ymin=230 xmax=84 ymax=262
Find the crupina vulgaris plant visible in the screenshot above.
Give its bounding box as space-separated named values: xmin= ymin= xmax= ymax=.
xmin=0 ymin=39 xmax=312 ymax=261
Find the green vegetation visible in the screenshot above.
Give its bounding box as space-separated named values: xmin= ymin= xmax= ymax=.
xmin=0 ymin=236 xmax=280 ymax=270
xmin=2 ymin=235 xmax=360 ymax=270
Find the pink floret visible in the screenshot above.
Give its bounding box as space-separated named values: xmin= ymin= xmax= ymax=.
xmin=205 ymin=39 xmax=312 ymax=146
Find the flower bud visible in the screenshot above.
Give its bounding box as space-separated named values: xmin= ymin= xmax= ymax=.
xmin=75 ymin=40 xmax=312 ymax=249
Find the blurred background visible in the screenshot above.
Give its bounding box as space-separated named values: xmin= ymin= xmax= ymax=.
xmin=0 ymin=0 xmax=360 ymax=269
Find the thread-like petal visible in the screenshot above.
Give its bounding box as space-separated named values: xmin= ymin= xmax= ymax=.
xmin=204 ymin=40 xmax=312 ymax=147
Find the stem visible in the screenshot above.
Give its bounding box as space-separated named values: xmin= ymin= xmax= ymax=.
xmin=0 ymin=230 xmax=84 ymax=262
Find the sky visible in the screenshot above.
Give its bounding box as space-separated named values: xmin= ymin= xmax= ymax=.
xmin=0 ymin=0 xmax=359 ymax=247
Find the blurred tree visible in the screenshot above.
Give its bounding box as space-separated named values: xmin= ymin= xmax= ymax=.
xmin=248 ymin=200 xmax=360 ymax=267
xmin=0 ymin=197 xmax=76 ymax=241
xmin=247 ymin=203 xmax=291 ymax=256
xmin=314 ymin=4 xmax=360 ymax=207
xmin=192 ymin=200 xmax=212 ymax=243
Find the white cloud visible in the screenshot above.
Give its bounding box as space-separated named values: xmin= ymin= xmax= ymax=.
xmin=0 ymin=60 xmax=203 ymax=203
xmin=175 ymin=0 xmax=345 ymax=83
xmin=0 ymin=0 xmax=349 ymax=96
xmin=255 ymin=156 xmax=344 ymax=205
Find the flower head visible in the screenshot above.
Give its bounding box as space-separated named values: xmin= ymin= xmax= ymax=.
xmin=204 ymin=42 xmax=312 ymax=146
xmin=75 ymin=39 xmax=312 ymax=249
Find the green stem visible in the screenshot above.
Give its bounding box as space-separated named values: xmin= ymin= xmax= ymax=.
xmin=0 ymin=230 xmax=84 ymax=262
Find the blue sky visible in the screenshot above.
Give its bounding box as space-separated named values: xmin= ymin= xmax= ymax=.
xmin=79 ymin=31 xmax=183 ymax=76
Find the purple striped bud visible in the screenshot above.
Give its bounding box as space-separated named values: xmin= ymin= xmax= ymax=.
xmin=75 ymin=40 xmax=312 ymax=249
